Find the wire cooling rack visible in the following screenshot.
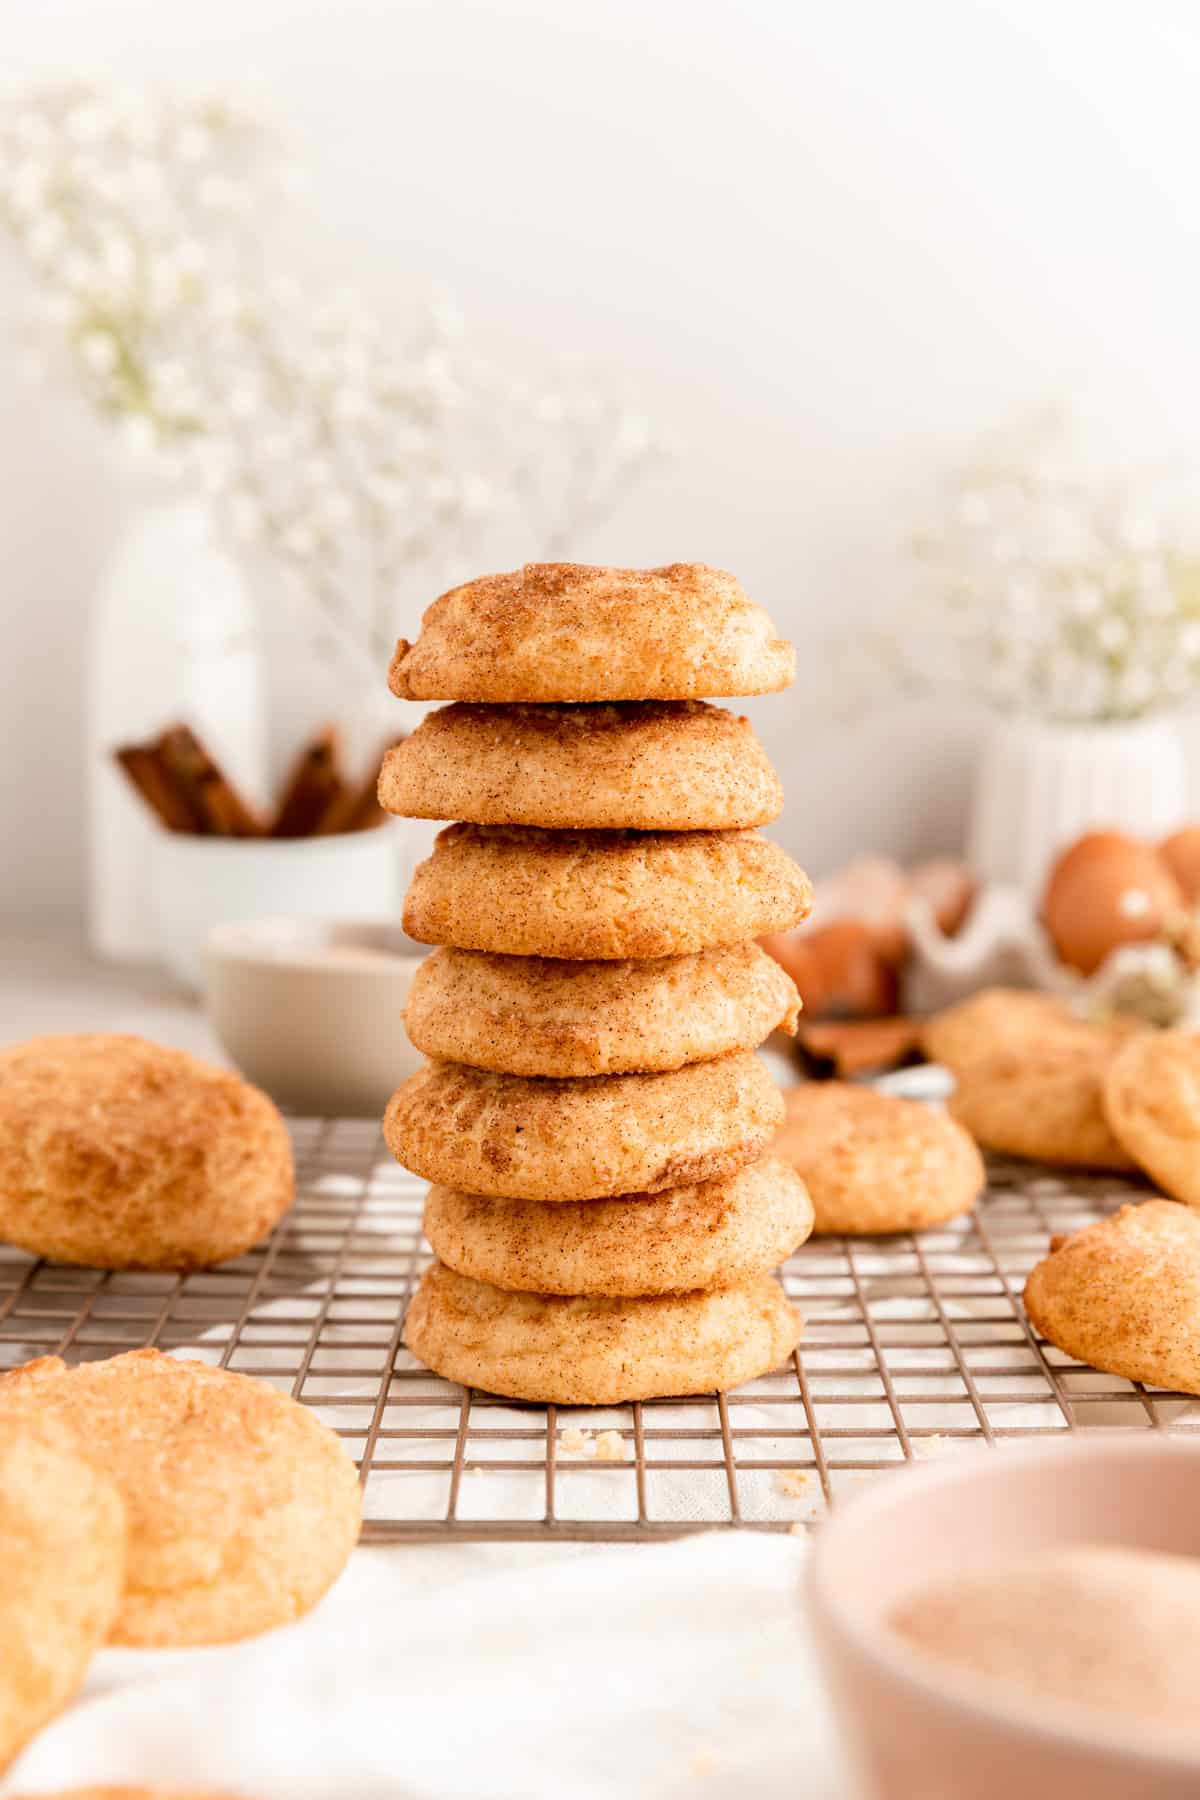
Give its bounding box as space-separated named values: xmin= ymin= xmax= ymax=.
xmin=0 ymin=1115 xmax=1195 ymax=1542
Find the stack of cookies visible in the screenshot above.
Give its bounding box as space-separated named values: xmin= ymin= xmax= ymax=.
xmin=379 ymin=562 xmax=815 ymax=1404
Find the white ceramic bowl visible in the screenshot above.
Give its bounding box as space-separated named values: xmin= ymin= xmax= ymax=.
xmin=204 ymin=918 xmax=425 ymax=1116
xmin=808 ymin=1435 xmax=1200 ymax=1800
xmin=149 ymin=820 xmax=439 ymax=991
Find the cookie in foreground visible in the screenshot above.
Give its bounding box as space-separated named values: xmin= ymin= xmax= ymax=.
xmin=404 ymin=1262 xmax=801 ymax=1404
xmin=0 ymin=1035 xmax=293 ymax=1270
xmin=403 ymin=824 xmax=812 ymax=959
xmin=385 ymin=1051 xmax=784 ymax=1201
xmin=1024 ymin=1201 xmax=1200 ymax=1395
xmin=0 ymin=1349 xmax=361 ymax=1646
xmin=404 ymin=941 xmax=800 ymax=1077
xmin=388 ymin=562 xmax=794 ymax=702
xmin=423 ymin=1158 xmax=813 ymax=1297
xmin=0 ymin=1420 xmax=126 ymax=1773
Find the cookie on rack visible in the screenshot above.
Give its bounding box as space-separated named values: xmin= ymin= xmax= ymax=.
xmin=773 ymin=1082 xmax=983 ymax=1235
xmin=404 ymin=941 xmax=800 ymax=1077
xmin=403 ymin=825 xmax=812 ymax=959
xmin=385 ymin=1052 xmax=783 ymax=1201
xmin=1023 ymin=1201 xmax=1200 ymax=1395
xmin=379 ymin=701 xmax=783 ymax=831
xmin=1103 ymin=1030 xmax=1200 ymax=1206
xmin=0 ymin=1420 xmax=126 ymax=1774
xmin=919 ymin=988 xmax=1139 ymax=1074
xmin=947 ymin=1037 xmax=1136 ymax=1171
xmin=388 ymin=561 xmax=795 ymax=702
xmin=404 ymin=1261 xmax=801 ymax=1403
xmin=0 ymin=1349 xmax=361 ymax=1647
xmin=423 ymin=1158 xmax=813 ymax=1297
xmin=0 ymin=1035 xmax=293 ymax=1271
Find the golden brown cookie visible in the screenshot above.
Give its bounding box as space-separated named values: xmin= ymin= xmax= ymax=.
xmin=0 ymin=1350 xmax=361 ymax=1647
xmin=403 ymin=825 xmax=812 ymax=959
xmin=0 ymin=1421 xmax=125 ymax=1774
xmin=0 ymin=1035 xmax=293 ymax=1271
xmin=1024 ymin=1201 xmax=1200 ymax=1393
xmin=388 ymin=562 xmax=794 ymax=702
xmin=773 ymin=1082 xmax=983 ymax=1235
xmin=1103 ymin=1030 xmax=1200 ymax=1205
xmin=404 ymin=1262 xmax=801 ymax=1403
xmin=423 ymin=1157 xmax=813 ymax=1297
xmin=378 ymin=700 xmax=783 ymax=830
xmin=404 ymin=942 xmax=800 ymax=1077
xmin=920 ymin=988 xmax=1082 ymax=1072
xmin=387 ymin=1052 xmax=782 ymax=1201
xmin=948 ymin=1037 xmax=1137 ymax=1170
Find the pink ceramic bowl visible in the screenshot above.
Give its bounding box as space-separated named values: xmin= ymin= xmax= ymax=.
xmin=807 ymin=1435 xmax=1200 ymax=1800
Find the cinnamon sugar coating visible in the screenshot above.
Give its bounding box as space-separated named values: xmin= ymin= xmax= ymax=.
xmin=404 ymin=1263 xmax=801 ymax=1403
xmin=423 ymin=1157 xmax=813 ymax=1296
xmin=403 ymin=825 xmax=812 ymax=959
xmin=378 ymin=700 xmax=783 ymax=830
xmin=389 ymin=562 xmax=794 ymax=702
xmin=384 ymin=1051 xmax=783 ymax=1201
xmin=404 ymin=941 xmax=799 ymax=1076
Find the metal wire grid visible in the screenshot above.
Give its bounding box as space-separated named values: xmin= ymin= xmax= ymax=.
xmin=0 ymin=1118 xmax=1193 ymax=1542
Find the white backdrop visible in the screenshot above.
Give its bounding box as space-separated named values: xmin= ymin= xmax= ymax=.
xmin=3 ymin=0 xmax=1200 ymax=919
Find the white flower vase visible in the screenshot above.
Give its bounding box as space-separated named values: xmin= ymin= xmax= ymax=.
xmin=966 ymin=714 xmax=1189 ymax=896
xmin=87 ymin=498 xmax=266 ymax=960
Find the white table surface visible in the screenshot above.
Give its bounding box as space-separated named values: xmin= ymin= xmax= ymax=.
xmin=0 ymin=923 xmax=848 ymax=1798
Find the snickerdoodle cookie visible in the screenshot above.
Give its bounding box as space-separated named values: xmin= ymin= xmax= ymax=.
xmin=403 ymin=825 xmax=811 ymax=959
xmin=404 ymin=1262 xmax=801 ymax=1403
xmin=0 ymin=1421 xmax=125 ymax=1773
xmin=773 ymin=1083 xmax=984 ymax=1235
xmin=948 ymin=1036 xmax=1137 ymax=1170
xmin=378 ymin=701 xmax=783 ymax=830
xmin=0 ymin=1350 xmax=361 ymax=1647
xmin=385 ymin=1052 xmax=782 ymax=1201
xmin=0 ymin=1036 xmax=293 ymax=1271
xmin=921 ymin=988 xmax=1088 ymax=1073
xmin=404 ymin=941 xmax=800 ymax=1077
xmin=423 ymin=1158 xmax=813 ymax=1297
xmin=1024 ymin=1201 xmax=1200 ymax=1393
xmin=1103 ymin=1031 xmax=1200 ymax=1205
xmin=389 ymin=562 xmax=795 ymax=702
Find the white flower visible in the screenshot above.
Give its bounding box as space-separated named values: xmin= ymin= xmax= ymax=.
xmin=78 ymin=330 xmax=120 ymax=375
xmin=281 ymin=521 xmax=318 ymax=557
xmin=227 ymin=492 xmax=263 ymax=540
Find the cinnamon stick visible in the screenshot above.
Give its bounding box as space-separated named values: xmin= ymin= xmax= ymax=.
xmin=113 ymin=743 xmax=205 ymax=833
xmin=314 ymin=735 xmax=404 ymax=835
xmin=271 ymin=727 xmax=346 ymax=838
xmin=155 ymin=725 xmax=266 ymax=837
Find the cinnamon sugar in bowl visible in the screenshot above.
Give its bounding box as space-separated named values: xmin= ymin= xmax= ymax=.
xmin=807 ymin=1436 xmax=1200 ymax=1800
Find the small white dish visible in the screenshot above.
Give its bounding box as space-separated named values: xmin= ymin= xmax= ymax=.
xmin=204 ymin=917 xmax=425 ymax=1116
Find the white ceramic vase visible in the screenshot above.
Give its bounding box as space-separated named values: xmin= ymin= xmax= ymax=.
xmin=966 ymin=713 xmax=1189 ymax=895
xmin=87 ymin=498 xmax=266 ymax=959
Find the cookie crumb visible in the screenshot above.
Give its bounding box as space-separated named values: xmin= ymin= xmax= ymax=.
xmin=689 ymin=1749 xmax=717 ymax=1779
xmin=914 ymin=1434 xmax=945 ymax=1460
xmin=776 ymin=1468 xmax=811 ymax=1497
xmin=595 ymin=1429 xmax=627 ymax=1462
xmin=560 ymin=1427 xmax=591 ymax=1455
xmin=789 ymin=1521 xmax=807 ymax=1536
